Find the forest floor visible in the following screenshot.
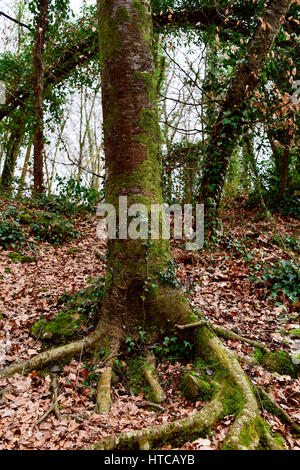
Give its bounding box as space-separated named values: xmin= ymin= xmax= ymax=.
xmin=0 ymin=196 xmax=299 ymax=450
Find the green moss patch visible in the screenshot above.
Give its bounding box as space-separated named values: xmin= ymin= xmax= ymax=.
xmin=221 ymin=379 xmax=245 ymax=417
xmin=251 ymin=347 xmax=264 ymax=364
xmin=31 ymin=311 xmax=87 ymax=342
xmin=180 ymin=373 xmax=212 ymax=401
xmin=239 ymin=417 xmax=262 ymax=448
xmin=98 ymin=4 xmax=131 ymax=65
xmin=31 ymin=278 xmax=105 ymax=343
xmin=289 ymin=329 xmax=300 ymax=338
xmin=8 ymin=252 xmax=36 ymax=263
xmin=263 ymin=350 xmax=296 ymax=378
xmin=125 ymin=355 xmax=153 ymax=400
xmin=19 ymin=213 xmax=32 ymax=224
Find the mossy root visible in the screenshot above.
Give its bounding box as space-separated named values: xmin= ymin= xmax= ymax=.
xmin=257 ymin=385 xmax=300 ymax=435
xmin=83 ymin=390 xmax=223 ymax=450
xmin=195 ymin=325 xmax=282 ymax=450
xmin=176 ymin=321 xmax=269 ymax=353
xmin=96 ymin=366 xmax=113 ymax=414
xmin=0 ymin=330 xmax=101 ymax=378
xmin=143 ymin=351 xmax=165 ymax=404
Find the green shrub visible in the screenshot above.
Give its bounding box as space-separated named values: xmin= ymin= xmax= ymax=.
xmin=23 ymin=177 xmax=101 ymax=218
xmin=30 ymin=212 xmax=80 ymax=245
xmin=0 ymin=210 xmax=25 ymax=249
xmin=262 ymin=260 xmax=300 ymax=303
xmin=271 ymin=235 xmax=300 ymax=253
xmin=0 ymin=204 xmax=80 ymax=249
xmin=245 ymin=179 xmax=300 ymax=219
xmin=153 ymin=328 xmax=193 ymax=361
xmin=56 ymin=176 xmax=100 ymax=213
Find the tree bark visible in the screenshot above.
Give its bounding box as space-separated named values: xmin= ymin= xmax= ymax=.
xmin=33 ymin=0 xmax=49 ymax=193
xmin=17 ymin=137 xmax=33 ymax=196
xmin=280 ymin=128 xmax=292 ymax=195
xmin=97 ymin=0 xmax=177 ymax=337
xmin=198 ymin=0 xmax=292 ymax=228
xmin=0 ymin=113 xmax=25 ymax=191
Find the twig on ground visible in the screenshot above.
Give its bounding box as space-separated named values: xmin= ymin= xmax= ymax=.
xmin=136 ymin=401 xmax=165 ymax=412
xmin=36 ymin=373 xmax=61 ymax=426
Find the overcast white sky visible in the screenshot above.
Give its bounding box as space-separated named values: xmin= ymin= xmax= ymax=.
xmin=71 ymin=0 xmax=94 ymax=15
xmin=0 ymin=0 xmax=213 ymax=190
xmin=0 ymin=0 xmax=95 ymax=53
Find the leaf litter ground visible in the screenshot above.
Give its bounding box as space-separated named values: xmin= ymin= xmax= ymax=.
xmin=0 ymin=199 xmax=299 ymax=450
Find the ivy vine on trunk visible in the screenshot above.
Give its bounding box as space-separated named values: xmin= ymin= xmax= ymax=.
xmin=198 ymin=0 xmax=293 ymax=230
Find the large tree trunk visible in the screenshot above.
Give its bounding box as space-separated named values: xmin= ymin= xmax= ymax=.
xmin=198 ymin=0 xmax=292 ymax=228
xmin=96 ymin=0 xmax=183 ymax=337
xmin=33 ymin=0 xmax=49 ymax=193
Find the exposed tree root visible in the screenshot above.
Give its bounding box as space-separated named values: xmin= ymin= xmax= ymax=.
xmin=96 ymin=366 xmax=113 ymax=414
xmin=195 ymin=325 xmax=282 ymax=450
xmin=0 ymin=386 xmax=12 ymax=405
xmin=143 ymin=352 xmax=165 ymax=404
xmin=36 ymin=373 xmax=61 ymax=425
xmin=83 ymin=390 xmax=224 ymax=450
xmin=0 ymin=330 xmax=101 ymax=378
xmin=212 ymin=325 xmax=269 ymax=354
xmin=0 ymin=297 xmax=289 ymax=450
xmin=256 ymin=385 xmax=300 ymax=435
xmin=176 ymin=321 xmax=269 ymax=353
xmin=96 ymin=341 xmax=121 ymax=414
xmin=81 ymin=323 xmax=284 ymax=450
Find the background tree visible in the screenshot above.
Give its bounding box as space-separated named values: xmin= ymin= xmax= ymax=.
xmin=32 ymin=0 xmax=50 ymax=192
xmin=198 ymin=0 xmax=293 ymax=229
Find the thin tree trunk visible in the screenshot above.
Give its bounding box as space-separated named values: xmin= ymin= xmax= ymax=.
xmin=16 ymin=1 xmax=26 ymax=51
xmin=0 ymin=1 xmax=287 ymax=450
xmin=280 ymin=129 xmax=292 ymax=195
xmin=242 ymin=127 xmax=255 ymax=193
xmin=0 ymin=114 xmax=25 ymax=191
xmin=17 ymin=137 xmax=33 ymax=196
xmin=33 ymin=0 xmax=49 ymax=193
xmin=48 ymin=117 xmax=67 ymax=194
xmin=77 ymin=88 xmax=97 ymax=181
xmin=198 ymin=0 xmax=292 ymax=227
